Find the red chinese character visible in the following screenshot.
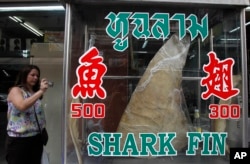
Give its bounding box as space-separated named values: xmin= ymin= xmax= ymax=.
xmin=71 ymin=47 xmax=107 ymax=99
xmin=201 ymin=51 xmax=239 ymax=100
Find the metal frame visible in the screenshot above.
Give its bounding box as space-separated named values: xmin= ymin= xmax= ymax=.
xmin=62 ymin=3 xmax=72 ymax=164
xmin=62 ymin=0 xmax=249 ymax=6
xmin=240 ymin=8 xmax=249 ymax=148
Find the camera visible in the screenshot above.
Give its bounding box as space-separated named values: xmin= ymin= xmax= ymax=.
xmin=48 ymin=81 xmax=54 ymax=87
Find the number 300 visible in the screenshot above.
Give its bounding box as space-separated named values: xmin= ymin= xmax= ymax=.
xmin=209 ymin=104 xmax=240 ymax=119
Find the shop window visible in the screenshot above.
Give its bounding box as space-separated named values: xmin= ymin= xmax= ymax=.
xmin=66 ymin=3 xmax=244 ymax=163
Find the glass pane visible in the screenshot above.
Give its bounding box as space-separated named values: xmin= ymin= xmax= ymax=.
xmin=67 ymin=3 xmax=243 ymax=164
xmin=212 ymin=9 xmax=243 ymax=149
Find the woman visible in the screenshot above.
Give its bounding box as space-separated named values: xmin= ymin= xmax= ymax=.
xmin=6 ymin=65 xmax=49 ymax=164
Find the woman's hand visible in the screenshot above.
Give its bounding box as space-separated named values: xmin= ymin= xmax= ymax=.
xmin=40 ymin=78 xmax=49 ymax=92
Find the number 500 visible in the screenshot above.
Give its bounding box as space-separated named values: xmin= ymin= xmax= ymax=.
xmin=71 ymin=103 xmax=105 ymax=118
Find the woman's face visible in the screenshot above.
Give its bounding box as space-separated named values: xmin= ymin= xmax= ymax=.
xmin=26 ymin=68 xmax=40 ymax=87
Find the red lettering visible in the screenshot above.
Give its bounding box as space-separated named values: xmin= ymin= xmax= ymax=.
xmin=71 ymin=103 xmax=82 ymax=118
xmin=94 ymin=103 xmax=105 ymax=118
xmin=70 ymin=103 xmax=105 ymax=118
xmin=209 ymin=104 xmax=219 ymax=119
xmin=209 ymin=104 xmax=240 ymax=119
xmin=201 ymin=52 xmax=239 ymax=100
xmin=231 ymin=104 xmax=240 ymax=119
xmin=83 ymin=103 xmax=93 ymax=118
xmin=220 ymin=105 xmax=229 ymax=118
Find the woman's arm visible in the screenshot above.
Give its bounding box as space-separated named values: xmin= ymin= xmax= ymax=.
xmin=7 ymin=87 xmax=45 ymax=111
xmin=7 ymin=78 xmax=48 ymax=111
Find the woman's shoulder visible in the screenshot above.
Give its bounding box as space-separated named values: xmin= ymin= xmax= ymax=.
xmin=8 ymin=87 xmax=24 ymax=99
xmin=9 ymin=86 xmax=22 ymax=93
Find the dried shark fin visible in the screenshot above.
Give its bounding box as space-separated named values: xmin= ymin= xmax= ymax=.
xmin=117 ymin=33 xmax=192 ymax=153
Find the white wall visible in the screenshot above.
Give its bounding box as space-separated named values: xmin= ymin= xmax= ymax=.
xmin=31 ymin=43 xmax=63 ymax=164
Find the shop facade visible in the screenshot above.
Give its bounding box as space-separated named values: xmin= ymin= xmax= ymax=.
xmin=0 ymin=0 xmax=249 ymax=164
xmin=61 ymin=0 xmax=249 ymax=164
